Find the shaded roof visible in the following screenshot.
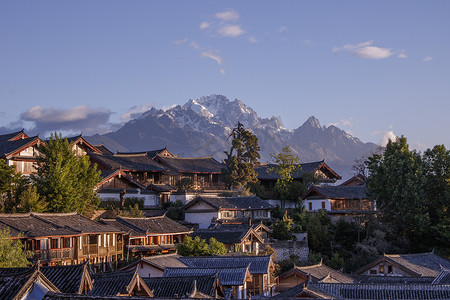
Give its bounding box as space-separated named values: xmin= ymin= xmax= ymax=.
xmin=357 ymin=252 xmax=450 ymax=277
xmin=114 ymin=215 xmax=192 ymax=236
xmin=164 ymin=266 xmax=251 ymax=286
xmin=433 ymin=268 xmax=450 ymax=285
xmin=98 ymin=169 xmax=148 ymax=190
xmin=91 ymin=144 xmax=114 ymax=155
xmin=156 ymin=155 xmax=223 ymax=174
xmin=183 ymin=196 xmax=274 ymax=211
xmin=41 ymin=263 xmax=92 ymax=294
xmin=255 ymin=160 xmax=341 ymax=181
xmin=66 ymin=135 xmax=101 ymax=153
xmin=0 ymin=136 xmax=41 ymax=159
xmin=192 ymin=226 xmax=263 ymax=245
xmin=32 ymin=212 xmax=122 ymax=234
xmin=0 ymin=213 xmax=79 ymax=238
xmin=89 ymin=269 xmax=152 ymax=297
xmin=358 ymin=275 xmax=435 ymax=284
xmin=179 ymin=255 xmax=273 ymax=274
xmin=143 ymin=273 xmax=224 ymax=298
xmin=340 ymin=174 xmax=367 ymax=186
xmin=278 ymin=261 xmax=355 ymax=284
xmin=117 ymin=148 xmax=173 ymax=159
xmin=148 ymin=183 xmax=177 ymax=193
xmin=121 ymin=254 xmax=187 ymax=272
xmin=302 ymin=185 xmax=368 ymax=200
xmin=0 ymin=130 xmax=28 ymax=143
xmin=311 ymin=282 xmax=450 ymax=300
xmin=88 ymin=152 xmax=169 ymax=172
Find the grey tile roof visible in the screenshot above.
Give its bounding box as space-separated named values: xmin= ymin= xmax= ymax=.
xmin=89 ymin=269 xmax=150 ymax=297
xmin=33 ymin=212 xmax=122 ymax=234
xmin=311 ymin=282 xmax=450 ymax=300
xmin=279 ymin=262 xmax=355 ymax=284
xmin=88 ymin=152 xmax=169 ymax=172
xmin=115 ymin=215 xmax=192 ymax=235
xmin=164 ymin=266 xmax=250 ymax=286
xmin=91 ymin=144 xmax=114 ymax=155
xmin=141 ymin=254 xmax=186 ymax=270
xmin=302 ymin=185 xmax=368 ymax=200
xmin=0 ymin=130 xmax=26 ymax=143
xmin=143 ymin=273 xmax=224 ymax=298
xmin=148 ymin=183 xmax=177 ymax=193
xmin=179 ymin=255 xmax=273 ymax=274
xmin=358 ymin=275 xmax=435 ymax=284
xmin=98 ymin=169 xmax=148 ymax=190
xmin=433 ymin=268 xmax=450 ymax=285
xmin=184 ymin=196 xmax=274 ymax=211
xmin=156 ymin=155 xmax=223 ymax=173
xmin=0 ymin=136 xmax=40 ymax=158
xmin=192 ymin=229 xmax=249 ymax=244
xmin=0 ymin=213 xmax=80 ymax=238
xmin=255 ymin=161 xmax=341 ymax=181
xmin=41 ymin=263 xmax=91 ymax=294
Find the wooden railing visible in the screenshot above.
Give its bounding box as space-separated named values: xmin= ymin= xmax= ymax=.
xmin=34 ymin=248 xmax=74 ymax=262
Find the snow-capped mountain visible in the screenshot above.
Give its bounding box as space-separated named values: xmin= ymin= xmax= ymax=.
xmin=88 ymin=95 xmax=378 ymax=179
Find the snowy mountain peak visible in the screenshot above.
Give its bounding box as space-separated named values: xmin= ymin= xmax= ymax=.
xmin=302 ymin=116 xmax=322 ymax=129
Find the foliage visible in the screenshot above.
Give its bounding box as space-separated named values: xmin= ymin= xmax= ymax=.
xmin=327 ymin=253 xmax=344 ymax=270
xmin=0 ymin=159 xmax=23 ymax=212
xmin=269 ymin=146 xmax=305 ymax=208
xmin=176 ymin=178 xmax=194 ymax=191
xmin=119 ymin=203 xmax=144 ymax=218
xmin=123 ymin=197 xmax=144 ymax=210
xmin=0 ymin=228 xmax=32 ymax=267
xmin=244 ymin=181 xmax=265 ymax=198
xmin=176 ymin=236 xmax=227 ymax=256
xmin=163 ymin=200 xmax=184 ymax=220
xmin=272 ymin=211 xmax=294 ymax=240
xmin=16 ymin=184 xmax=48 ymax=213
xmin=31 ymin=133 xmax=101 ymax=215
xmin=222 ymin=122 xmax=260 ymax=189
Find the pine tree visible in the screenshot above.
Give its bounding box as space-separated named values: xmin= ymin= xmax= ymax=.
xmin=0 ymin=228 xmax=32 ymax=267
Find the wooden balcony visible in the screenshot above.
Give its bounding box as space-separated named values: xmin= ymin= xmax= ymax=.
xmin=34 ymin=248 xmax=74 ymax=262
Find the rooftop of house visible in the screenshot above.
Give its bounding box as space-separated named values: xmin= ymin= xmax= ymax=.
xmin=278 ymin=261 xmax=356 ymax=284
xmin=98 ymin=169 xmax=148 ymax=190
xmin=0 ymin=135 xmax=41 ymax=158
xmin=156 ymin=155 xmax=223 ymax=174
xmin=109 ymin=215 xmax=192 ymax=236
xmin=302 ymin=185 xmax=369 ymax=200
xmin=254 ymin=160 xmax=341 ymax=181
xmin=0 ymin=129 xmax=28 ymax=143
xmin=40 ymin=263 xmax=92 ymax=294
xmin=179 ymin=255 xmax=273 ymax=275
xmin=88 ymin=152 xmax=169 ymax=173
xmin=143 ymin=273 xmax=224 ymax=299
xmin=192 ymin=225 xmax=263 ymax=245
xmin=183 ymin=195 xmax=274 ymax=211
xmin=89 ymin=268 xmax=151 ymax=297
xmin=163 ymin=266 xmax=251 ymax=286
xmin=357 ymin=252 xmax=450 ymax=277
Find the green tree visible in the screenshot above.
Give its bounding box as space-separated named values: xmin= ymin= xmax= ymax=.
xmin=222 ymin=122 xmax=260 ymax=190
xmin=16 ymin=184 xmax=48 ymax=213
xmin=0 ymin=228 xmax=32 ymax=267
xmin=31 ymin=133 xmax=101 ymax=215
xmin=366 ymin=136 xmax=428 ymax=251
xmin=0 ymin=159 xmax=23 ymax=212
xmin=177 ymin=236 xmax=227 ymax=256
xmin=269 ymin=146 xmax=305 ymax=208
xmin=272 ymin=211 xmax=294 ymax=240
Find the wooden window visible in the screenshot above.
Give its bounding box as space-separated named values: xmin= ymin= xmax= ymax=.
xmin=308 ymin=202 xmax=312 ymax=211
xmin=50 ymin=238 xmax=59 ymax=249
xmin=378 ymin=265 xmax=384 ymax=273
xmin=321 ymin=202 xmax=326 ymax=209
xmin=62 ymin=237 xmax=71 ymax=248
xmin=34 ymin=240 xmax=41 ymax=251
xmin=388 ymin=265 xmax=393 ymax=273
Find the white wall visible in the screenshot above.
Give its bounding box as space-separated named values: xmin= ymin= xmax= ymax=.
xmin=184 ymin=212 xmax=217 ymax=229
xmin=303 ymin=198 xmax=331 ymax=211
xmin=98 ymin=190 xmax=160 ymax=208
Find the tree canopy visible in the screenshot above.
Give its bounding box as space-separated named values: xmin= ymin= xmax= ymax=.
xmin=0 ymin=228 xmax=32 ymax=267
xmin=176 ymin=236 xmax=227 ymax=256
xmin=222 ymin=122 xmax=260 ymax=189
xmin=31 ymin=133 xmax=101 ymax=215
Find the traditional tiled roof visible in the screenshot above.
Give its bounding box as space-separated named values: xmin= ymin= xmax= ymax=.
xmin=98 ymin=169 xmax=148 ymax=190
xmin=0 ymin=213 xmax=79 ymax=238
xmin=340 ymin=174 xmax=367 ymax=186
xmin=192 ymin=225 xmax=264 ymax=245
xmin=148 ymin=183 xmax=177 ymax=193
xmin=0 ymin=130 xmax=28 ymax=143
xmin=312 ymin=282 xmax=450 ymax=299
xmin=32 ymin=212 xmax=122 ymax=234
xmin=66 ymin=135 xmax=101 ymax=153
xmin=89 ymin=268 xmax=152 ymax=297
xmin=433 ymin=268 xmax=450 ymax=285
xmin=271 ymin=281 xmax=335 ymax=299
xmin=358 ymin=275 xmax=435 ymax=284
xmin=115 ymin=215 xmax=192 ymax=235
xmin=40 ymin=263 xmax=92 ymax=294
xmin=278 ymin=261 xmax=355 ymax=284
xmin=44 ymin=292 xmax=150 ymax=299
xmin=117 ymin=148 xmax=173 ymax=159
xmin=0 ymin=136 xmax=41 ymax=159
xmin=179 ymin=255 xmax=274 ymax=275
xmin=156 ymin=155 xmax=223 ymax=174
xmin=302 ymin=185 xmax=368 ymax=200
xmin=0 ymin=267 xmax=60 ymax=300
xmin=91 ymin=144 xmax=114 ymax=155
xmin=99 ymin=219 xmax=142 ymax=237
xmin=88 ymin=152 xmax=169 ymax=172
xmin=164 ymin=266 xmax=251 ymax=286
xmin=143 ymin=273 xmax=224 ymax=298
xmin=121 ymin=254 xmax=186 ymax=272
xmin=357 ymin=252 xmax=450 ymax=277
xmin=255 ymin=160 xmax=341 ymax=181
xmin=183 ymin=196 xmax=274 ymax=211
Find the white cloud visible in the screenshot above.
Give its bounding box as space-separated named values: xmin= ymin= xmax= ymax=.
xmin=199 ymin=21 xmax=210 ymax=30
xmin=398 ymin=53 xmax=407 ymax=59
xmin=201 ymin=51 xmax=223 ymax=65
xmin=423 ymin=56 xmax=433 ymax=62
xmin=215 ymin=10 xmax=239 ymax=21
xmin=173 ymin=38 xmax=188 ymax=45
xmin=278 ymin=26 xmax=287 ymax=33
xmin=333 ymin=40 xmax=373 ymax=53
xmin=190 ymin=41 xmax=200 ymax=49
xmin=372 ymin=130 xmax=397 ymax=146
xmin=249 ymin=36 xmax=258 ymax=43
xmin=217 ymin=25 xmax=245 ymax=37
xmin=354 ymin=46 xmax=393 ymax=59
xmin=220 ymin=69 xmax=226 ymax=74
xmin=327 ymin=117 xmax=353 ymax=128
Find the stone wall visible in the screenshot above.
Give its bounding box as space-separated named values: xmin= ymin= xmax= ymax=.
xmin=271 ymin=235 xmax=309 ymax=263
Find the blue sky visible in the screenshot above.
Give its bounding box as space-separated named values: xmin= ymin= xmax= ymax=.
xmin=1 ymin=1 xmax=449 ymax=150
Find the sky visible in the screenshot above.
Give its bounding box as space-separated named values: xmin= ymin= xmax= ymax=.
xmin=1 ymin=1 xmax=449 ymax=151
